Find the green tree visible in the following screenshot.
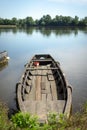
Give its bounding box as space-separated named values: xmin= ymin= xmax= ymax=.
xmin=17 ymin=19 xmax=25 ymax=27
xmin=62 ymin=16 xmax=73 ymax=26
xmin=39 ymin=15 xmax=52 ymax=26
xmin=82 ymin=17 xmax=87 ymax=26
xmin=72 ymin=16 xmax=79 ymax=26
xmin=35 ymin=19 xmax=39 ymax=26
xmin=0 ymin=18 xmax=4 ymax=25
xmin=44 ymin=14 xmax=52 ymax=25
xmin=11 ymin=17 xmax=17 ymax=25
xmin=54 ymin=15 xmax=63 ymax=26
xmin=25 ymin=17 xmax=34 ymax=26
xmin=3 ymin=18 xmax=12 ymax=25
xmin=53 ymin=15 xmax=73 ymax=26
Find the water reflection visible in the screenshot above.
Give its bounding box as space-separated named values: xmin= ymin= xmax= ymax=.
xmin=0 ymin=27 xmax=87 ymax=36
xmin=0 ymin=61 xmax=8 ymax=71
xmin=0 ymin=28 xmax=17 ymax=34
xmin=36 ymin=27 xmax=80 ymax=36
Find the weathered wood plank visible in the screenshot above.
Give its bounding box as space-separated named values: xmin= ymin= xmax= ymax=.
xmin=35 ymin=75 xmax=41 ymax=100
xmin=41 ymin=82 xmax=46 ymax=90
xmin=36 ymin=101 xmax=47 ymax=121
xmin=47 ymin=100 xmax=65 ymax=113
xmin=27 ymin=75 xmax=36 ymax=100
xmin=47 ymin=93 xmax=52 ymax=101
xmin=22 ymin=100 xmax=65 ymax=117
xmin=42 ymin=94 xmax=46 ymax=102
xmin=41 ymin=67 xmax=47 ymax=102
xmin=47 ymin=68 xmax=58 ymax=100
xmin=24 ymin=101 xmax=36 ymax=114
xmin=64 ymin=86 xmax=72 ymax=117
xmin=32 ymin=58 xmax=52 ymax=62
xmin=45 ymin=76 xmax=51 ymax=94
xmin=50 ymin=81 xmax=58 ymax=100
xmin=17 ymin=84 xmax=26 ymax=112
xmin=26 ymin=67 xmax=58 ymax=70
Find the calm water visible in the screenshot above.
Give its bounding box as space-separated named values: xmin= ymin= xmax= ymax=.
xmin=0 ymin=27 xmax=87 ymax=113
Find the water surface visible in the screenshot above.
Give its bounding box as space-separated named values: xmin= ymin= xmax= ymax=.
xmin=0 ymin=27 xmax=87 ymax=113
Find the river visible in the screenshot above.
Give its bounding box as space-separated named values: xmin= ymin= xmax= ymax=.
xmin=0 ymin=27 xmax=87 ymax=113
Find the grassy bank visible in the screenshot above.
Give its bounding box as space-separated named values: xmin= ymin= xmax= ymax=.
xmin=0 ymin=101 xmax=87 ymax=130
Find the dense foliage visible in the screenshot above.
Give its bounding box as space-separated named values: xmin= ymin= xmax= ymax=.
xmin=0 ymin=101 xmax=87 ymax=130
xmin=11 ymin=112 xmax=39 ymax=129
xmin=0 ymin=15 xmax=87 ymax=27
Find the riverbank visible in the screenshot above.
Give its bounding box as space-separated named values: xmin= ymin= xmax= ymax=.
xmin=0 ymin=25 xmax=16 ymax=28
xmin=0 ymin=101 xmax=87 ymax=130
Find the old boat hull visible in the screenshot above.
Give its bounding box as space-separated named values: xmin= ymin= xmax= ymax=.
xmin=17 ymin=54 xmax=72 ymax=122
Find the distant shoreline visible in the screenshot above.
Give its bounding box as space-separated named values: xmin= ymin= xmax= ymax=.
xmin=0 ymin=25 xmax=16 ymax=28
xmin=0 ymin=25 xmax=87 ymax=29
xmin=0 ymin=15 xmax=87 ymax=27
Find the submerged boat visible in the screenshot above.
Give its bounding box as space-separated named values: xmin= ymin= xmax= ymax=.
xmin=17 ymin=54 xmax=72 ymax=123
xmin=0 ymin=51 xmax=9 ymax=66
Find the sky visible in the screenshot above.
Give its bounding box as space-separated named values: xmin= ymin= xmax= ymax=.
xmin=0 ymin=0 xmax=87 ymax=20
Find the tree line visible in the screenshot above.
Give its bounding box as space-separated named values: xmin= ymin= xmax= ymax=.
xmin=0 ymin=15 xmax=87 ymax=27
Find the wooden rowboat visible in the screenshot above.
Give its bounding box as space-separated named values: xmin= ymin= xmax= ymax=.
xmin=17 ymin=54 xmax=72 ymax=123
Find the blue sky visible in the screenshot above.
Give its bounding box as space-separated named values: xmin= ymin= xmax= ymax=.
xmin=0 ymin=0 xmax=87 ymax=19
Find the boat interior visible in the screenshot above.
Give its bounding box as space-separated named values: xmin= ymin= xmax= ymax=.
xmin=18 ymin=55 xmax=68 ymax=122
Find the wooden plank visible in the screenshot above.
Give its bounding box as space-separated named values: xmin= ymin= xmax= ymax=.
xmin=17 ymin=84 xmax=26 ymax=112
xmin=32 ymin=58 xmax=52 ymax=62
xmin=50 ymin=81 xmax=58 ymax=100
xmin=36 ymin=101 xmax=47 ymax=121
xmin=35 ymin=69 xmax=42 ymax=100
xmin=35 ymin=75 xmax=41 ymax=100
xmin=26 ymin=67 xmax=58 ymax=70
xmin=47 ymin=74 xmax=54 ymax=81
xmin=42 ymin=94 xmax=46 ymax=102
xmin=27 ymin=76 xmax=36 ymax=100
xmin=47 ymin=93 xmax=52 ymax=101
xmin=41 ymin=82 xmax=46 ymax=90
xmin=41 ymin=66 xmax=52 ymax=102
xmin=47 ymin=100 xmax=65 ymax=113
xmin=41 ymin=90 xmax=47 ymax=94
xmin=45 ymin=74 xmax=52 ymax=95
xmin=45 ymin=84 xmax=51 ymax=101
xmin=41 ymin=67 xmax=47 ymax=102
xmin=47 ymin=67 xmax=54 ymax=81
xmin=21 ymin=100 xmax=65 ymax=118
xmin=47 ymin=68 xmax=58 ymax=100
xmin=24 ymin=101 xmax=36 ymax=114
xmin=64 ymin=86 xmax=72 ymax=117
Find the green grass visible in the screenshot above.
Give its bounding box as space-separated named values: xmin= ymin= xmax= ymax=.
xmin=0 ymin=102 xmax=12 ymax=130
xmin=0 ymin=101 xmax=87 ymax=130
